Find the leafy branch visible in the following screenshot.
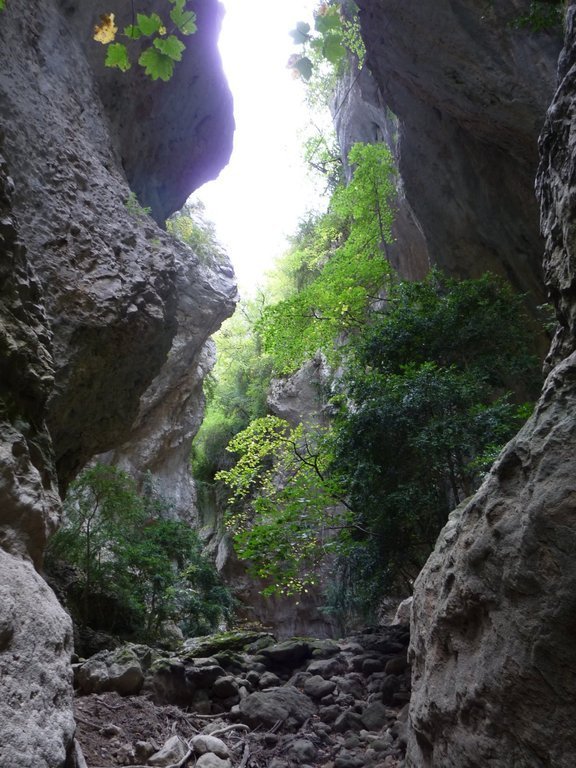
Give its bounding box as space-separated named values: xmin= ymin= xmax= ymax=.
xmin=288 ymin=1 xmax=365 ymax=81
xmin=93 ymin=0 xmax=197 ymax=81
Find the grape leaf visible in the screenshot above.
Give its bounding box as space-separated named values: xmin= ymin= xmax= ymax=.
xmin=153 ymin=35 xmax=185 ymax=61
xmin=169 ymin=0 xmax=186 ymax=9
xmin=294 ymin=56 xmax=313 ymax=81
xmin=93 ymin=13 xmax=118 ymax=44
xmin=139 ymin=47 xmax=174 ymax=81
xmin=314 ymin=10 xmax=341 ymax=35
xmin=136 ymin=12 xmax=163 ymax=37
xmin=322 ymin=35 xmax=346 ymax=65
xmin=124 ymin=24 xmax=142 ymax=39
xmin=170 ymin=6 xmax=197 ymax=35
xmin=105 ymin=42 xmax=131 ymax=71
xmin=289 ymin=21 xmax=310 ymax=44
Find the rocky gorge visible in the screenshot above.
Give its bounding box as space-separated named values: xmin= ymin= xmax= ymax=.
xmin=1 ymin=0 xmax=576 ymax=767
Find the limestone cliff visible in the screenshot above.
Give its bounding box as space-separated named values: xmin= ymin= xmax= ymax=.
xmin=353 ymin=0 xmax=561 ymax=304
xmin=404 ymin=6 xmax=576 ymax=767
xmin=0 ymin=0 xmax=234 ymax=763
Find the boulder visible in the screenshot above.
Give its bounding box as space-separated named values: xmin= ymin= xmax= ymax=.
xmin=261 ymin=639 xmax=312 ymax=667
xmin=191 ymin=735 xmax=230 ymax=759
xmin=303 ymin=675 xmax=337 ymax=699
xmin=289 ymin=738 xmax=317 ymax=762
xmin=75 ymin=646 xmax=144 ymax=696
xmin=238 ymin=686 xmax=316 ymax=729
xmin=195 ymin=754 xmax=231 ymax=768
xmin=148 ymin=735 xmax=188 ymax=767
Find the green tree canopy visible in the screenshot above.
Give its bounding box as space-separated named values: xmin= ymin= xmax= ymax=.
xmin=47 ymin=464 xmax=233 ymax=641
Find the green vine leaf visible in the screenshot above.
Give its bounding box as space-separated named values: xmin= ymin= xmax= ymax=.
xmin=294 ymin=56 xmax=313 ymax=81
xmin=314 ymin=9 xmax=341 ymax=35
xmin=170 ymin=6 xmax=197 ymax=35
xmin=0 ymin=0 xmax=6 ymax=11
xmin=290 ymin=21 xmax=311 ymax=45
xmin=105 ymin=42 xmax=131 ymax=71
xmin=124 ymin=24 xmax=143 ymax=39
xmin=139 ymin=46 xmax=175 ymax=80
xmin=136 ymin=12 xmax=163 ymax=37
xmin=153 ymin=34 xmax=185 ymax=61
xmin=322 ymin=34 xmax=346 ymax=64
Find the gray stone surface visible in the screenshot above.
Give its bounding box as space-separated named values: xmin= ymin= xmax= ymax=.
xmin=75 ymin=647 xmax=144 ymax=696
xmin=191 ymin=734 xmax=230 ymax=759
xmin=405 ymin=9 xmax=576 ymax=767
xmin=148 ymin=735 xmax=188 ymax=767
xmin=195 ymin=755 xmax=232 ymax=768
xmin=238 ymin=686 xmax=316 ymax=729
xmin=0 ymin=550 xmax=75 ymax=768
xmin=356 ymin=0 xmax=561 ymax=307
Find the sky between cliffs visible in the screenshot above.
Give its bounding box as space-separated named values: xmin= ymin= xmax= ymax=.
xmin=196 ymin=0 xmax=328 ymax=293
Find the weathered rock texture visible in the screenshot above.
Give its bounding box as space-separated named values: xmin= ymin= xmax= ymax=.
xmin=0 ymin=147 xmax=76 ymax=768
xmin=405 ymin=7 xmax=576 ymax=767
xmin=0 ymin=0 xmax=234 ymax=763
xmin=355 ymin=0 xmax=561 ymax=303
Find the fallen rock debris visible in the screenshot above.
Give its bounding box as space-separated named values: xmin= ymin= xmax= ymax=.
xmin=74 ymin=625 xmax=409 ymax=768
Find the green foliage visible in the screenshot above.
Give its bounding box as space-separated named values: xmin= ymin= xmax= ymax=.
xmin=105 ymin=42 xmax=131 ymax=72
xmin=167 ymin=199 xmax=226 ymax=266
xmin=191 ymin=297 xmax=274 ymax=483
xmin=217 ymin=416 xmax=348 ymax=594
xmin=46 ymin=465 xmax=232 ymax=641
xmin=94 ymin=0 xmax=196 ymax=81
xmin=0 ymin=1 xmax=5 ymax=11
xmin=511 ymin=1 xmax=564 ymax=32
xmin=217 ymin=271 xmax=541 ymax=616
xmin=125 ymin=191 xmax=152 ymax=219
xmin=288 ymin=2 xmax=365 ymax=82
xmin=258 ymin=142 xmax=395 ymax=374
xmin=327 ymin=271 xmax=541 ymax=605
xmin=303 ymin=130 xmax=345 ymax=193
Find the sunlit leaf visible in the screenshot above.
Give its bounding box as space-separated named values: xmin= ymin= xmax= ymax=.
xmin=170 ymin=6 xmax=197 ymax=35
xmin=136 ymin=12 xmax=163 ymax=37
xmin=322 ymin=34 xmax=346 ymax=65
xmin=153 ymin=35 xmax=185 ymax=61
xmin=93 ymin=13 xmax=118 ymax=44
xmin=105 ymin=42 xmax=130 ymax=71
xmin=314 ymin=7 xmax=341 ymax=34
xmin=124 ymin=24 xmax=142 ymax=39
xmin=139 ymin=47 xmax=175 ymax=80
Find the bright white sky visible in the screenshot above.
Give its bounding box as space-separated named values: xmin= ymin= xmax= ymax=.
xmin=196 ymin=0 xmax=327 ymax=294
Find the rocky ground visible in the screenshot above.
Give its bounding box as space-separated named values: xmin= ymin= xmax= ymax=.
xmin=72 ymin=626 xmax=410 ymax=768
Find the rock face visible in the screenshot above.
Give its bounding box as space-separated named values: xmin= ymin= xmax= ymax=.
xmin=355 ymin=0 xmax=561 ymax=304
xmin=0 ymin=0 xmax=234 ymax=763
xmin=405 ymin=8 xmax=576 ymax=767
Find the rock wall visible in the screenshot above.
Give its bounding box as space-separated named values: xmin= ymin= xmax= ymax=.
xmin=405 ymin=6 xmax=576 ymax=767
xmin=355 ymin=0 xmax=561 ymax=305
xmin=0 ymin=0 xmax=234 ymax=763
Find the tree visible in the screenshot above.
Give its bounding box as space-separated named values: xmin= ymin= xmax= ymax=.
xmin=258 ymin=142 xmax=395 ymax=374
xmin=216 ymin=272 xmax=541 ymax=618
xmin=216 ymin=416 xmax=349 ymax=594
xmin=46 ymin=464 xmax=232 ymax=640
